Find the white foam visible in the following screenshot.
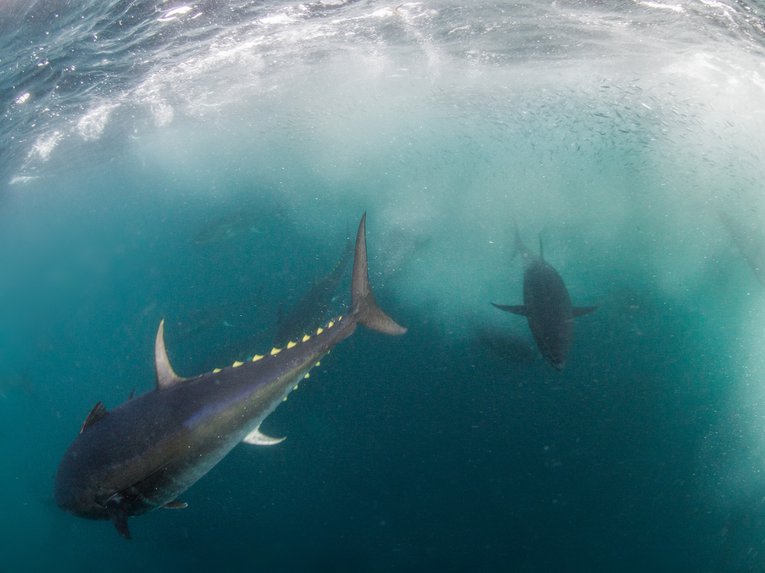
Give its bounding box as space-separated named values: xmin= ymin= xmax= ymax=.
xmin=8 ymin=175 xmax=39 ymax=185
xmin=76 ymin=102 xmax=119 ymax=141
xmin=260 ymin=13 xmax=297 ymax=26
xmin=637 ymin=1 xmax=684 ymax=13
xmin=28 ymin=131 xmax=63 ymax=162
xmin=158 ymin=5 xmax=194 ymax=22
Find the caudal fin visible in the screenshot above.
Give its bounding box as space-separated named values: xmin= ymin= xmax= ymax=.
xmin=351 ymin=213 xmax=407 ymax=335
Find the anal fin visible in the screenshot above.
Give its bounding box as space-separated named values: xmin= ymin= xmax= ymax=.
xmin=162 ymin=500 xmax=188 ymax=510
xmin=105 ymin=496 xmax=131 ymax=540
xmin=243 ymin=426 xmax=285 ymax=446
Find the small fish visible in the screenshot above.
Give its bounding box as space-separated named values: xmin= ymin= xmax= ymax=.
xmin=718 ymin=209 xmax=765 ymax=287
xmin=192 ymin=206 xmax=280 ymax=246
xmin=0 ymin=373 xmax=34 ymax=399
xmin=475 ymin=326 xmax=537 ymax=365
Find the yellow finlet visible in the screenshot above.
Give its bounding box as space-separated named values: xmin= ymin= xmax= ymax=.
xmin=327 ymin=320 xmax=335 ymax=328
xmin=252 ymin=354 xmax=264 ymax=362
xmin=213 ymin=368 xmax=222 ymax=374
xmin=287 ymin=341 xmax=296 ymax=349
xmin=293 ymin=384 xmax=299 ymax=391
xmin=270 ymin=347 xmax=282 ymax=356
xmin=315 ymin=361 xmax=321 ymax=367
xmin=304 ymin=372 xmax=310 ymax=379
xmin=338 ymin=315 xmax=343 ymax=321
xmin=302 ymin=334 xmax=311 ymax=342
xmin=316 ymin=327 xmax=324 ymax=335
xmin=232 ymin=361 xmax=244 ymax=368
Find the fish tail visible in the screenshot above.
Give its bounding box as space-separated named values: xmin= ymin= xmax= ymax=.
xmin=351 ymin=213 xmax=407 ymax=335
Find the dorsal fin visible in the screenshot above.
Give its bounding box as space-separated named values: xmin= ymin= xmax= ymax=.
xmin=80 ymin=401 xmax=108 ymax=433
xmin=155 ymin=319 xmax=184 ymax=390
xmin=509 ymin=215 xmax=533 ymax=263
xmin=538 ymin=235 xmax=544 ymax=260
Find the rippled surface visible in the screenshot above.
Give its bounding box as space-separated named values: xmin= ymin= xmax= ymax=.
xmin=3 ymin=0 xmax=764 ymax=178
xmin=2 ymin=1 xmax=765 ymax=571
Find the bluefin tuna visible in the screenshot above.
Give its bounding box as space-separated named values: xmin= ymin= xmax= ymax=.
xmin=54 ymin=213 xmax=406 ymax=539
xmin=492 ymin=227 xmax=595 ymax=370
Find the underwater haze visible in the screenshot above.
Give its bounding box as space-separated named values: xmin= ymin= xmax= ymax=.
xmin=2 ymin=0 xmax=765 ymax=571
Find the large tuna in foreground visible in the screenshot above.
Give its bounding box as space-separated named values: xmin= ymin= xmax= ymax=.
xmin=55 ymin=213 xmax=406 ymax=539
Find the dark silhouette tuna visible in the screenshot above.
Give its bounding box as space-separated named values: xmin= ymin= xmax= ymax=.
xmin=492 ymin=228 xmax=595 ymax=370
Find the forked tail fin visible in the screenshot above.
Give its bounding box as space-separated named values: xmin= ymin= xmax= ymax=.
xmin=351 ymin=213 xmax=407 ymax=335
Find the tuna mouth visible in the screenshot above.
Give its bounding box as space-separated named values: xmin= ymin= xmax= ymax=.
xmin=56 ymin=498 xmax=109 ymax=520
xmin=54 ymin=485 xmax=110 ymax=519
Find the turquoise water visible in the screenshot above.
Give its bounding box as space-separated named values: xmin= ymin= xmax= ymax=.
xmin=2 ymin=1 xmax=765 ymax=570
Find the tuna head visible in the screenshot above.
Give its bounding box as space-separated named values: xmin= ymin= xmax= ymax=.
xmin=55 ymin=449 xmax=112 ymax=520
xmin=54 ymin=400 xmax=151 ymax=528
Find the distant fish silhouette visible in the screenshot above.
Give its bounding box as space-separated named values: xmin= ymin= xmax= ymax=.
xmin=275 ymin=233 xmax=353 ymax=345
xmin=492 ymin=227 xmax=596 ymax=370
xmin=193 ymin=206 xmax=285 ymax=245
xmin=193 ymin=211 xmax=260 ymax=245
xmin=475 ymin=326 xmax=537 ymax=365
xmin=169 ymin=287 xmax=264 ymax=345
xmin=718 ymin=209 xmax=765 ymax=287
xmin=0 ymin=372 xmax=34 ymax=399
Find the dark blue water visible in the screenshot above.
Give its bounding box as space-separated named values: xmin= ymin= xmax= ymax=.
xmin=3 ymin=1 xmax=765 ymax=571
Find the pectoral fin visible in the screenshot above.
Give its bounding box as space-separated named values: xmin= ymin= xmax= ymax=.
xmin=491 ymin=303 xmax=528 ymax=316
xmin=111 ymin=512 xmax=131 ymax=539
xmin=105 ymin=495 xmax=131 ymax=540
xmin=572 ymin=306 xmax=597 ymax=318
xmin=243 ymin=426 xmax=285 ymax=446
